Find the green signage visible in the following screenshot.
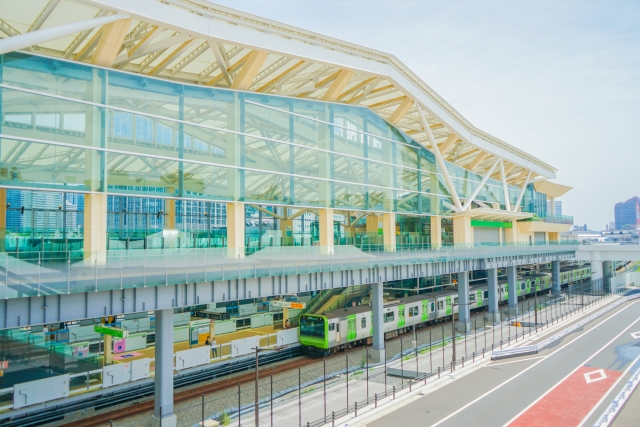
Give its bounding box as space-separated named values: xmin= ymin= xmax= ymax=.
xmin=94 ymin=325 xmax=128 ymax=338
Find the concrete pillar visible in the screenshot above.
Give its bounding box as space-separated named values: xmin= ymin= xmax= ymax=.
xmin=485 ymin=268 xmax=501 ymax=325
xmin=279 ymin=218 xmax=293 ymax=246
xmin=430 ymin=215 xmax=442 ymax=249
xmin=318 ymin=208 xmax=334 ymax=255
xmin=370 ymin=282 xmax=385 ymax=363
xmin=366 ymin=215 xmax=380 ymax=244
xmin=84 ymin=193 xmax=108 ymax=264
xmin=552 ymin=260 xmax=561 ymax=294
xmin=103 ymin=334 xmax=112 ymax=366
xmin=507 ymin=266 xmax=518 ymax=318
xmin=165 ymin=198 xmax=176 ymax=229
xmin=153 ymin=308 xmax=176 ymax=427
xmin=382 ymin=213 xmax=396 ymax=252
xmin=0 ymin=188 xmax=5 ymax=252
xmin=453 ymin=215 xmax=473 ymax=247
xmin=603 ymin=261 xmax=614 ymax=293
xmin=590 ymin=260 xmax=603 ymax=293
xmin=456 ymin=272 xmax=471 ymax=332
xmin=549 ymin=197 xmax=556 ymax=215
xmin=505 ymin=220 xmax=519 ymax=244
xmin=226 ymin=202 xmax=245 ymax=259
xmin=282 ymin=307 xmax=289 ymax=324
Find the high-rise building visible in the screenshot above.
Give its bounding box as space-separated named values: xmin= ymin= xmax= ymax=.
xmin=546 ymin=200 xmax=563 ymax=216
xmin=614 ymin=197 xmax=640 ymax=230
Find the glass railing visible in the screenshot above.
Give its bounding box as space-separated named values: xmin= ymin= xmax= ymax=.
xmin=539 ymin=214 xmax=574 ymax=224
xmin=0 ymin=241 xmax=578 ymax=300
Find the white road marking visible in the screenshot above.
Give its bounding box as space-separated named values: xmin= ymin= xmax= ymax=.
xmin=426 ymin=301 xmax=639 ymax=427
xmin=500 ymin=306 xmax=640 ymax=427
xmin=630 ymin=331 xmax=640 ymax=339
xmin=576 ymin=353 xmax=640 ymax=427
xmin=584 ymin=369 xmax=607 ymax=384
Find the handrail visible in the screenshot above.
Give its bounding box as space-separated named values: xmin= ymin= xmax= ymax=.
xmin=492 ymin=291 xmax=640 ymax=360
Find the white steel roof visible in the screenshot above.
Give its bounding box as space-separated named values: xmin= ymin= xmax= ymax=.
xmin=0 ymin=0 xmax=557 ymax=182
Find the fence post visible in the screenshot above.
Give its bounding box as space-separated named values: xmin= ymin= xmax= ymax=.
xmin=323 ymin=358 xmax=327 ymax=422
xmin=332 ymin=411 xmax=335 ymax=427
xmin=238 ymin=384 xmax=241 ymax=427
xmin=298 ymin=367 xmax=302 ymax=427
xmin=346 ymin=352 xmax=349 ymax=412
xmin=355 ymin=401 xmax=358 ymax=417
xmin=375 ymin=393 xmax=378 ymax=408
xmin=271 ymin=375 xmax=273 ymax=427
xmin=393 ymin=385 xmax=396 ymax=399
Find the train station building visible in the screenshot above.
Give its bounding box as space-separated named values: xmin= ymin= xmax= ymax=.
xmin=0 ymin=1 xmax=593 ymax=426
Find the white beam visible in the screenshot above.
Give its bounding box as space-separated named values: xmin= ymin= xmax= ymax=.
xmin=500 ymin=159 xmax=512 ymax=211
xmin=513 ymin=171 xmax=532 ymax=212
xmin=209 ymin=41 xmax=232 ymax=85
xmin=416 ymin=104 xmax=463 ymax=211
xmin=461 ymin=158 xmax=500 ymax=211
xmin=0 ymin=13 xmax=128 ymax=56
xmin=29 ymin=0 xmax=61 ymax=32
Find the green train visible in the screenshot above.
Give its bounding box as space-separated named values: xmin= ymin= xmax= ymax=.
xmin=299 ymin=265 xmax=591 ymax=355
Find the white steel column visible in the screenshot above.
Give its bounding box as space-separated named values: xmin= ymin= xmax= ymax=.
xmin=513 ymin=171 xmax=532 ymax=212
xmin=485 ymin=268 xmax=501 ymax=325
xmin=461 ymin=159 xmax=500 ymax=211
xmin=370 ymin=282 xmax=385 ymax=363
xmin=0 ymin=13 xmax=129 ymax=55
xmin=500 ymin=160 xmax=512 ymax=211
xmin=153 ymin=308 xmax=177 ymax=427
xmin=416 ymin=105 xmax=463 ymax=211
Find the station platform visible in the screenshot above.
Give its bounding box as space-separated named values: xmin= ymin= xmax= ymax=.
xmin=111 ymin=324 xmax=281 ymax=365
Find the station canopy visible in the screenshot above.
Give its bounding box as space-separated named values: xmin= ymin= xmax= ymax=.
xmin=0 ymin=0 xmax=557 ymax=185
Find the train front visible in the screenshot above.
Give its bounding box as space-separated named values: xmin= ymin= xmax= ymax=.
xmin=298 ymin=314 xmax=329 ymax=355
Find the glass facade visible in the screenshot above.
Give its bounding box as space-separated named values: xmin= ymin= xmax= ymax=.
xmin=0 ymin=52 xmax=525 ymax=215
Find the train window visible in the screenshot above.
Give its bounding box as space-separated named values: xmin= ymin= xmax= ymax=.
xmin=484 ymin=291 xmax=489 ymax=299
xmin=384 ymin=312 xmax=395 ymax=323
xmin=328 ymin=323 xmax=335 ymax=332
xmin=409 ymin=306 xmax=419 ymax=317
xmin=430 ymin=302 xmax=435 ymax=312
xmin=300 ymin=316 xmax=325 ymax=339
xmin=521 ymin=283 xmax=526 ymax=290
xmin=470 ymin=294 xmax=476 ymax=302
xmin=453 ymin=297 xmax=458 ymax=304
xmin=361 ymin=317 xmax=367 ymax=328
xmin=438 ymin=301 xmax=443 ymax=310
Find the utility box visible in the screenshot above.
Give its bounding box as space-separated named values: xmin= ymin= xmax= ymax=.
xmin=175 ymin=347 xmax=210 ymax=371
xmin=13 ymin=375 xmax=69 ymax=409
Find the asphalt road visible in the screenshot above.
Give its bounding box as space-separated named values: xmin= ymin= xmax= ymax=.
xmin=367 ymin=298 xmax=640 ymax=427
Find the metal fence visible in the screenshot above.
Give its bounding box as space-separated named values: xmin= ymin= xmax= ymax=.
xmin=98 ymin=279 xmax=630 ymax=427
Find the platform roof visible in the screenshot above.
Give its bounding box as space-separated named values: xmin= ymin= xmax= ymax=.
xmin=0 ymin=0 xmax=557 ymax=185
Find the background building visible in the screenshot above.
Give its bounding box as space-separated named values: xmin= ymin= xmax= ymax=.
xmin=614 ymin=196 xmax=640 ymax=230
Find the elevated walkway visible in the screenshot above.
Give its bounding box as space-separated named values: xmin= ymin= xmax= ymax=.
xmin=574 ymin=243 xmax=640 ymax=262
xmin=0 ymin=243 xmax=577 ymax=329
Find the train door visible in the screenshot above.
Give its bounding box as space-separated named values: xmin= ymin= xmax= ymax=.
xmin=398 ymin=305 xmax=406 ymax=328
xmin=445 ymin=296 xmax=452 ymax=316
xmin=422 ymin=300 xmax=429 ymax=322
xmin=526 ymin=279 xmax=531 ymax=294
xmin=347 ymin=315 xmax=356 ymax=342
xmin=536 ymin=278 xmax=541 ymax=292
xmin=336 ymin=320 xmax=342 ymax=343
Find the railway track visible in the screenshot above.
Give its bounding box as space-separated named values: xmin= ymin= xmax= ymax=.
xmin=60 ymin=347 xmax=367 ymax=427
xmin=6 ymin=285 xmax=578 ymax=427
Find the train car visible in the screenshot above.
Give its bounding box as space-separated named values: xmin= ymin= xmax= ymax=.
xmin=299 ymin=264 xmax=592 ymax=355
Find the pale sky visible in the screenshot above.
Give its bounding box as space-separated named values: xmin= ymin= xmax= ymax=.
xmin=213 ymin=0 xmax=640 ymax=229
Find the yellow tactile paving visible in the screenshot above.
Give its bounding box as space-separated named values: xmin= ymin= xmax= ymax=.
xmin=111 ymin=324 xmax=281 ymax=363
